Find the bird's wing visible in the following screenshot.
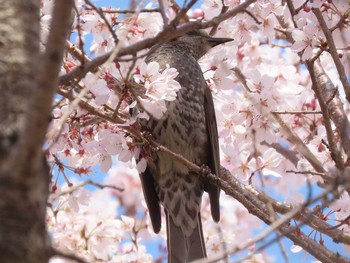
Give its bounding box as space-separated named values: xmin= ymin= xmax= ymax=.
xmin=204 ymin=86 xmax=221 ymax=222
xmin=139 ymin=167 xmax=162 ymax=233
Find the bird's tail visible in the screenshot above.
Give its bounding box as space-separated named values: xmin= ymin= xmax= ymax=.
xmin=166 ymin=211 xmax=206 ymax=263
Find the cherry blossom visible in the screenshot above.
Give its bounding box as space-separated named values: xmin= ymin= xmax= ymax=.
xmin=134 ymin=61 xmax=181 ymax=119
xmin=41 ymin=0 xmax=350 ymax=262
xmin=291 ymin=27 xmax=320 ymax=61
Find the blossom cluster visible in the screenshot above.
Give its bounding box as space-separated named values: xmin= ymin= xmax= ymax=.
xmin=48 ymin=175 xmax=153 ymax=262
xmin=42 ymin=0 xmax=350 ymax=262
xmin=134 ymin=61 xmax=182 ymax=119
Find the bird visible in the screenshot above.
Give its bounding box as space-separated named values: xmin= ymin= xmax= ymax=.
xmin=139 ymin=30 xmax=233 ymax=262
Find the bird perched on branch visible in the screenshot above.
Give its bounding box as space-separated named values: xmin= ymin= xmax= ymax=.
xmin=139 ymin=30 xmax=233 ymax=262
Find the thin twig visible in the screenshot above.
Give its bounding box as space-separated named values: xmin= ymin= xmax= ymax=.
xmin=231 ymin=66 xmax=253 ymax=92
xmin=72 ymin=4 xmax=86 ymax=68
xmin=85 ymin=8 xmax=160 ymax=14
xmin=313 ymin=8 xmax=350 ymax=104
xmin=149 ymin=140 xmax=350 ymax=249
xmin=277 ymin=234 xmax=290 ymax=263
xmin=158 ymin=0 xmax=169 ymax=26
xmin=272 ymin=113 xmax=327 ymax=175
xmin=330 ymin=9 xmax=350 ymax=32
xmin=285 ymin=170 xmax=326 ymax=177
xmin=49 ymin=36 xmax=125 ymax=147
xmin=84 ymin=0 xmax=119 ymax=44
xmin=65 ymin=40 xmax=91 ymax=66
xmin=56 ymin=88 xmax=125 ymax=124
xmin=271 ymin=110 xmax=322 ymax=115
xmin=58 ymin=0 xmax=257 ymax=85
xmin=169 ymin=0 xmax=198 ymax=27
xmin=53 ymin=85 xmax=350 ymax=251
xmin=51 ymin=179 xmax=124 ymax=201
xmin=244 ymin=9 xmax=261 ymax=25
xmin=209 ymin=0 xmax=228 ymax=36
xmin=195 ymin=171 xmax=349 ymax=263
xmin=260 ymin=140 xmax=299 ymax=166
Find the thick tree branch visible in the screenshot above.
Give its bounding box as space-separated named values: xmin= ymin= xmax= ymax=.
xmin=306 ymin=60 xmax=344 ymax=170
xmin=17 ymin=0 xmax=75 ymax=172
xmin=203 ymin=167 xmax=350 ymax=263
xmin=149 ymin=139 xmax=350 ymax=251
xmin=313 ymin=62 xmax=350 ymax=160
xmin=57 ymin=82 xmax=350 ymax=261
xmin=58 ymin=0 xmax=256 ymax=85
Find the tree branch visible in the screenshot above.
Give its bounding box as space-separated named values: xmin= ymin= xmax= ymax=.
xmin=20 ymin=0 xmax=75 ymax=166
xmin=50 ymin=179 xmax=124 ymax=202
xmin=84 ymin=0 xmax=119 ymax=44
xmin=198 ymin=167 xmax=350 ymax=263
xmin=56 ymin=82 xmax=350 ymax=261
xmin=312 ymin=8 xmax=350 ymax=104
xmin=272 ymin=113 xmax=328 ymax=176
xmin=58 ymin=0 xmax=256 ymax=85
xmin=306 ymin=60 xmax=344 ymax=170
xmin=313 ymin=62 xmax=350 ymax=160
xmin=148 ymin=138 xmax=350 ymax=251
xmin=86 ymin=8 xmax=160 ymax=14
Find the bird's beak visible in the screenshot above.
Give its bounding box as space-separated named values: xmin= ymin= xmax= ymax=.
xmin=207 ymin=37 xmax=234 ymax=47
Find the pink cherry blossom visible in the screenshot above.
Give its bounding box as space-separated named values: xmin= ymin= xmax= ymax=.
xmin=39 ymin=0 xmax=350 ymax=262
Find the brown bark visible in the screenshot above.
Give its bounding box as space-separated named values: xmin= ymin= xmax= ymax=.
xmin=0 ymin=0 xmax=73 ymax=262
xmin=0 ymin=1 xmax=50 ymax=262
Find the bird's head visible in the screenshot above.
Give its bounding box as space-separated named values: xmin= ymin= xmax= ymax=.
xmin=175 ymin=30 xmax=234 ymax=59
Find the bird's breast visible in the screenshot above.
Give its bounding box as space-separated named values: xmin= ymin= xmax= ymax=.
xmin=145 ymin=48 xmax=210 ymax=175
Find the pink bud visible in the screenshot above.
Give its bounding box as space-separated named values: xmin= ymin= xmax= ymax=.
xmin=193 ymin=9 xmax=204 ymax=18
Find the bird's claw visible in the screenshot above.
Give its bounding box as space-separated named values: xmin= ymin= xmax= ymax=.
xmin=199 ymin=165 xmax=211 ymax=178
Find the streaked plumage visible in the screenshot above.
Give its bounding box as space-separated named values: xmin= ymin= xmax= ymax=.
xmin=139 ymin=31 xmax=233 ymax=262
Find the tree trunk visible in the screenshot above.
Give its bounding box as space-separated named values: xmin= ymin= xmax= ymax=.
xmin=0 ymin=1 xmax=50 ymax=262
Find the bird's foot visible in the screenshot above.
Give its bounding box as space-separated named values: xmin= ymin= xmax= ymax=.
xmin=199 ymin=164 xmax=211 ymax=179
